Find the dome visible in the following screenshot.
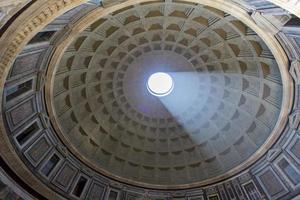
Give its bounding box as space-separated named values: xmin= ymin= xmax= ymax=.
xmin=50 ymin=2 xmax=283 ymax=187
xmin=0 ymin=0 xmax=299 ymax=199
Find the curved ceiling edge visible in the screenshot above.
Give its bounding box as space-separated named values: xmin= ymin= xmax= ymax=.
xmin=44 ymin=0 xmax=293 ymax=189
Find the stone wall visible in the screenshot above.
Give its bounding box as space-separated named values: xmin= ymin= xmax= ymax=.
xmin=0 ymin=0 xmax=300 ymax=199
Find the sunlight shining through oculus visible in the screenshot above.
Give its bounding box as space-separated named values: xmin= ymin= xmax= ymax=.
xmin=147 ymin=72 xmax=174 ymax=97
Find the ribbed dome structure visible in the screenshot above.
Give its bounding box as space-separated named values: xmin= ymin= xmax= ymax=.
xmin=1 ymin=0 xmax=300 ymax=199
xmin=51 ymin=1 xmax=283 ymax=186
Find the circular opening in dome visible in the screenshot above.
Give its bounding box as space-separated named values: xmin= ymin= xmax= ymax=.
xmin=147 ymin=72 xmax=174 ymax=97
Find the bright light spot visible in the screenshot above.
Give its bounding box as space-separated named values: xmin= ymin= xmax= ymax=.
xmin=147 ymin=72 xmax=174 ymax=97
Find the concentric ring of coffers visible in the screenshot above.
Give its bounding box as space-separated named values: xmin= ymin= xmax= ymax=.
xmin=52 ymin=1 xmax=283 ymax=186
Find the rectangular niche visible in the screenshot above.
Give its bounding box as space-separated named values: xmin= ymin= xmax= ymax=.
xmin=242 ymin=181 xmax=261 ymax=200
xmin=86 ymin=181 xmax=106 ymax=200
xmin=207 ymin=194 xmax=219 ymax=200
xmin=107 ymin=189 xmax=119 ymax=200
xmin=24 ymin=133 xmax=52 ymax=167
xmin=225 ymin=182 xmax=238 ymax=200
xmin=7 ymin=98 xmax=36 ymax=130
xmin=28 ymin=31 xmax=56 ymax=44
xmin=72 ymin=175 xmax=89 ymax=198
xmin=275 ymin=155 xmax=300 ymax=188
xmin=256 ymin=166 xmax=288 ymax=199
xmin=9 ymin=49 xmax=45 ymax=78
xmin=6 ymin=79 xmax=34 ymax=102
xmin=40 ymin=153 xmax=61 ymax=177
xmin=287 ymin=134 xmax=300 ymax=164
xmin=52 ymin=162 xmax=78 ymax=192
xmin=14 ymin=120 xmax=41 ymax=147
xmin=232 ymin=179 xmax=247 ymax=200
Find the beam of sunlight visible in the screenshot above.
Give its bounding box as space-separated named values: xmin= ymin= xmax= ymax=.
xmin=158 ymin=71 xmax=222 ymax=145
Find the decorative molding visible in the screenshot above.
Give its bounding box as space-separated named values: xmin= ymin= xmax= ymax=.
xmin=289 ymin=110 xmax=300 ymax=130
xmin=0 ymin=0 xmax=31 ymax=30
xmin=0 ymin=0 xmax=28 ymax=7
xmin=0 ymin=0 xmax=88 ymax=199
xmin=251 ymin=11 xmax=280 ymax=35
xmin=0 ymin=0 xmax=297 ymax=197
xmin=290 ymin=60 xmax=300 ymax=84
xmin=266 ymin=148 xmax=281 ymax=162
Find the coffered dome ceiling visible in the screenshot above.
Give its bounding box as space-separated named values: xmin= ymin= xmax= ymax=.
xmin=50 ymin=1 xmax=283 ymax=187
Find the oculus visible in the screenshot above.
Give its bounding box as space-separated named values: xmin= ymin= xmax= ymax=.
xmin=147 ymin=72 xmax=174 ymax=97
